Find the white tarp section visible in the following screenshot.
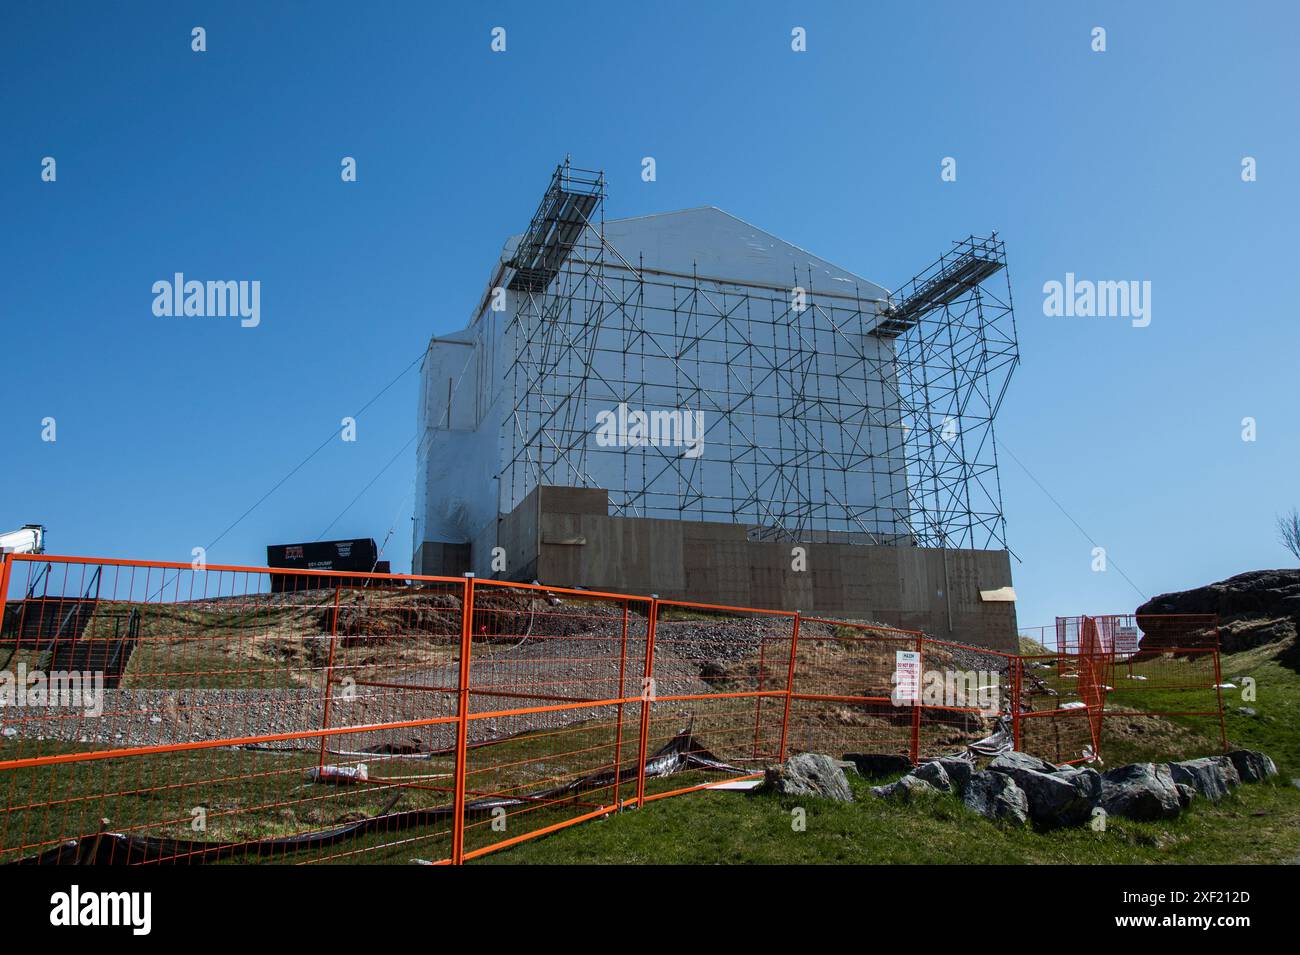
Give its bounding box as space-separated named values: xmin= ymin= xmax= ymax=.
xmin=414 ymin=207 xmax=903 ymax=571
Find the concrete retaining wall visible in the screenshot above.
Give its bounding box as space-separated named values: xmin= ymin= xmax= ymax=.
xmin=420 ymin=486 xmax=1018 ymax=652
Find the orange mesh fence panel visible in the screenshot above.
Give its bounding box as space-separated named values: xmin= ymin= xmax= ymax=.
xmin=916 ymin=638 xmax=1014 ymax=759
xmin=1093 ymin=613 xmax=1227 ymax=762
xmin=457 ymin=581 xmax=650 ymax=860
xmin=786 ymin=618 xmax=922 ymax=762
xmin=1016 ymin=615 xmax=1107 ymax=763
xmin=1017 ymin=623 xmax=1100 ymax=765
xmin=1016 ymin=614 xmax=1226 ymax=765
xmin=1018 ymin=705 xmax=1097 ymax=766
xmin=0 ymin=554 xmax=466 ymax=865
xmin=639 ymin=601 xmax=794 ymax=803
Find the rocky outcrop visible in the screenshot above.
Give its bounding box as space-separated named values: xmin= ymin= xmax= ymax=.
xmin=1135 ymin=569 xmax=1300 ymax=657
xmin=1099 ymin=762 xmax=1181 ymax=820
xmin=760 ymin=753 xmax=854 ymax=802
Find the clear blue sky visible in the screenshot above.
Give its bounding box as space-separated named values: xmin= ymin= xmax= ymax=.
xmin=2 ymin=2 xmax=1296 ymax=630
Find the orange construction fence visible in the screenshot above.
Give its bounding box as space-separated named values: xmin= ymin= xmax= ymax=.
xmin=0 ymin=554 xmax=1225 ymax=864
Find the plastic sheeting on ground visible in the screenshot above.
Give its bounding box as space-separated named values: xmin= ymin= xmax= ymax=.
xmin=8 ymin=727 xmax=746 ymax=865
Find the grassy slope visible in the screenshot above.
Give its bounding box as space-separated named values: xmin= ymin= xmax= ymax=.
xmin=479 ymin=640 xmax=1300 ymax=865
xmin=478 ymin=773 xmax=1300 ymax=865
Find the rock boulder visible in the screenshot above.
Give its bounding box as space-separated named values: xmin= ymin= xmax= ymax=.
xmin=988 ymin=751 xmax=1059 ymax=776
xmin=911 ymin=760 xmax=952 ymax=793
xmin=932 ymin=756 xmax=975 ymax=794
xmin=993 ymin=763 xmax=1099 ymax=828
xmin=761 ymin=753 xmax=854 ymax=802
xmin=1226 ymin=749 xmax=1279 ymax=783
xmin=1168 ymin=756 xmax=1239 ymax=802
xmin=870 ymin=774 xmax=938 ymax=803
xmin=962 ymin=770 xmax=1029 ymax=824
xmin=1099 ymin=762 xmax=1181 ymax=820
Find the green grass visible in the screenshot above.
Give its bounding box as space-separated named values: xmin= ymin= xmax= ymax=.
xmin=477 ymin=639 xmax=1300 ymax=864
xmin=0 ymin=737 xmax=459 ymax=864
xmin=4 ymin=634 xmax=1296 ymax=866
xmin=0 ymin=709 xmax=732 ymax=865
xmin=1211 ymin=642 xmax=1300 ymax=773
xmin=476 ymin=770 xmax=1300 ymax=865
xmin=1098 ymin=640 xmax=1300 ymax=772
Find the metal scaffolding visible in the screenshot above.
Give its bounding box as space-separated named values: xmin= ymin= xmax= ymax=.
xmin=882 ymin=235 xmax=1019 ymax=550
xmin=500 ymin=161 xmax=1018 ymax=551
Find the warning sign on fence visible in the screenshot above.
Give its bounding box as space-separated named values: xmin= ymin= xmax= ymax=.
xmin=893 ymin=650 xmax=921 ymax=704
xmin=1115 ymin=626 xmax=1139 ymax=656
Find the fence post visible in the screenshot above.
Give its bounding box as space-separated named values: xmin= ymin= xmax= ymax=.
xmin=1212 ymin=641 xmax=1229 ymax=753
xmin=0 ymin=553 xmax=11 ymax=624
xmin=751 ymin=630 xmax=768 ymax=759
xmin=451 ymin=573 xmax=475 ymax=864
xmin=634 ymin=595 xmax=659 ymax=809
xmin=1011 ymin=656 xmax=1022 ymax=752
xmin=777 ymin=611 xmax=801 ymax=762
xmin=910 ymin=634 xmax=922 ymax=764
xmin=317 ymin=585 xmax=342 ymax=772
xmin=610 ymin=602 xmax=630 ymax=810
xmin=0 ymin=554 xmax=12 ymax=667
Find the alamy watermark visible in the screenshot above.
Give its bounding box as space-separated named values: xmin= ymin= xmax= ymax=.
xmin=152 ymin=273 xmax=260 ymax=328
xmin=894 ymin=668 xmax=1001 ymax=717
xmin=594 ymin=403 xmax=704 ymax=458
xmin=1042 ymin=273 xmax=1150 ymax=328
xmin=0 ymin=664 xmax=104 ymax=717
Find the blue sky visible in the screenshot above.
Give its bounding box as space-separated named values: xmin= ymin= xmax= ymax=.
xmin=2 ymin=1 xmax=1296 ymax=630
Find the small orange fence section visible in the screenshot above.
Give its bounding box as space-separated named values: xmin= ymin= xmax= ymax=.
xmin=1016 ymin=613 xmax=1227 ymax=765
xmin=0 ymin=554 xmax=1225 ymax=864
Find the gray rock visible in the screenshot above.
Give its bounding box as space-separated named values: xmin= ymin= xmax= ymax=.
xmin=1237 ymin=707 xmax=1257 ymax=717
xmin=1176 ymin=783 xmax=1197 ymax=809
xmin=761 ymin=753 xmax=854 ymax=802
xmin=1168 ymin=756 xmax=1239 ymax=802
xmin=962 ymin=770 xmax=1029 ymax=824
xmin=933 ymin=756 xmax=975 ymax=794
xmin=843 ymin=753 xmax=913 ymax=778
xmin=1226 ymin=749 xmax=1278 ymax=783
xmin=870 ymin=774 xmax=938 ymax=803
xmin=1100 ymin=763 xmax=1181 ymax=820
xmin=1220 ymin=755 xmax=1243 ymax=788
xmin=1056 ymin=766 xmax=1103 ymax=800
xmin=994 ymin=763 xmax=1099 ymax=828
xmin=988 ymin=751 xmax=1059 ymax=776
xmin=911 ymin=760 xmax=952 ymax=792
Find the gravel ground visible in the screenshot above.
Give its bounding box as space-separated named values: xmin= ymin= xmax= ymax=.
xmin=0 ymin=599 xmax=1012 ymax=756
xmin=0 ymin=633 xmax=722 ymax=754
